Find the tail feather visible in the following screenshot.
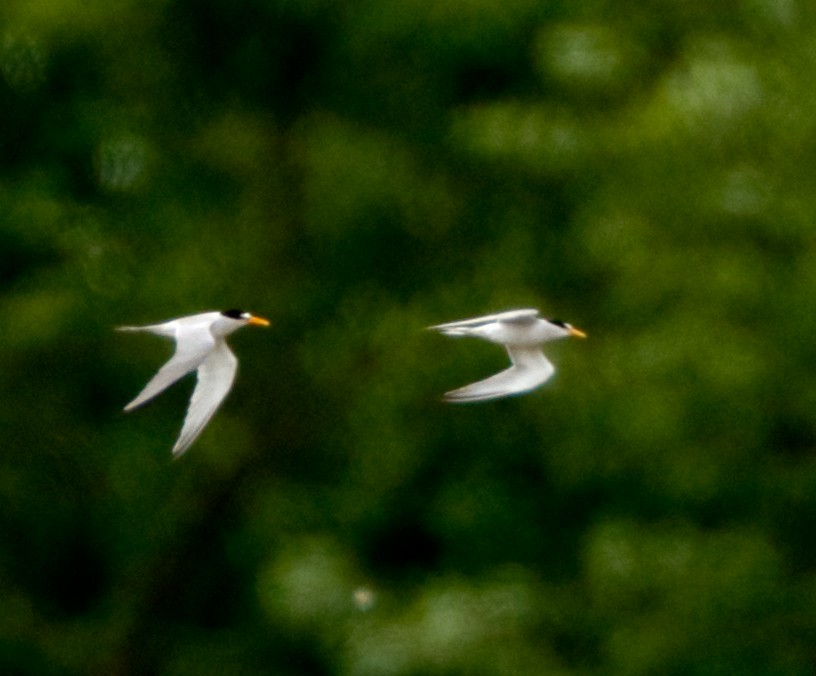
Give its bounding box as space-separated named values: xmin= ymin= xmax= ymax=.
xmin=116 ymin=323 xmax=176 ymax=337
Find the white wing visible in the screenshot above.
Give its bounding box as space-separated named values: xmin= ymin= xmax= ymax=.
xmin=428 ymin=308 xmax=539 ymax=333
xmin=172 ymin=340 xmax=238 ymax=458
xmin=443 ymin=345 xmax=554 ymax=403
xmin=122 ymin=328 xmax=215 ymax=412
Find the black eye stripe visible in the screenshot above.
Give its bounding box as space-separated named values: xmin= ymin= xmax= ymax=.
xmin=548 ymin=318 xmax=567 ymax=328
xmin=221 ymin=309 xmax=245 ymax=319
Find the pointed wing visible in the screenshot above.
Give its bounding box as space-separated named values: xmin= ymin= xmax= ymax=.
xmin=429 ymin=308 xmax=539 ymax=332
xmin=171 ymin=341 xmax=238 ymax=458
xmin=443 ymin=346 xmax=554 ymax=403
xmin=123 ymin=329 xmax=214 ymax=412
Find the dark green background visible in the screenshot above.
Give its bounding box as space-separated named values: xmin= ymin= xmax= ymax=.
xmin=2 ymin=0 xmax=815 ymax=673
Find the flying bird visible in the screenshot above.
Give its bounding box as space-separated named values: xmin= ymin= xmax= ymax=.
xmin=118 ymin=309 xmax=270 ymax=457
xmin=429 ymin=308 xmax=585 ymax=403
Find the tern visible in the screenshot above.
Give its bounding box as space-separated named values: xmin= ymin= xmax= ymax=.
xmin=119 ymin=309 xmax=270 ymax=457
xmin=429 ymin=308 xmax=585 ymax=403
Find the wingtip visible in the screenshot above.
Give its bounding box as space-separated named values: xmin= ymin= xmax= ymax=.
xmin=171 ymin=432 xmax=198 ymax=459
xmin=430 ymin=327 xmax=465 ymax=337
xmin=171 ymin=442 xmax=190 ymax=459
xmin=442 ymin=390 xmax=493 ymax=404
xmin=442 ymin=384 xmax=525 ymax=403
xmin=122 ymin=395 xmax=146 ymax=412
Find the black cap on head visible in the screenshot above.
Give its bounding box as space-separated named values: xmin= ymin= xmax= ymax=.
xmin=548 ymin=318 xmax=567 ymax=328
xmin=221 ymin=309 xmax=245 ymax=319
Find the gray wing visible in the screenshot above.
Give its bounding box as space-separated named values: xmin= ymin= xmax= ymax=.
xmin=123 ymin=329 xmax=214 ymax=412
xmin=443 ymin=345 xmax=554 ymax=403
xmin=429 ymin=308 xmax=539 ymax=332
xmin=172 ymin=341 xmax=238 ymax=458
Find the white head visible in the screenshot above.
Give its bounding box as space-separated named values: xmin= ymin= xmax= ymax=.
xmin=211 ymin=308 xmax=271 ymax=337
xmin=545 ymin=317 xmax=587 ymax=341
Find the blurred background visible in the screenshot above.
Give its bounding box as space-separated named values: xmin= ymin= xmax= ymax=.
xmin=2 ymin=0 xmax=816 ymax=673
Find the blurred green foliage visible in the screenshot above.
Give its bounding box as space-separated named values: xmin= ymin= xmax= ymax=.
xmin=2 ymin=0 xmax=816 ymax=673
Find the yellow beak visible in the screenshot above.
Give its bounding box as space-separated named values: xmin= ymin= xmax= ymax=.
xmin=569 ymin=327 xmax=587 ymax=339
xmin=248 ymin=315 xmax=271 ymax=327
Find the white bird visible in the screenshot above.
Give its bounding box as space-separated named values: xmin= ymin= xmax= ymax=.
xmin=429 ymin=308 xmax=585 ymax=403
xmin=118 ymin=309 xmax=270 ymax=457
